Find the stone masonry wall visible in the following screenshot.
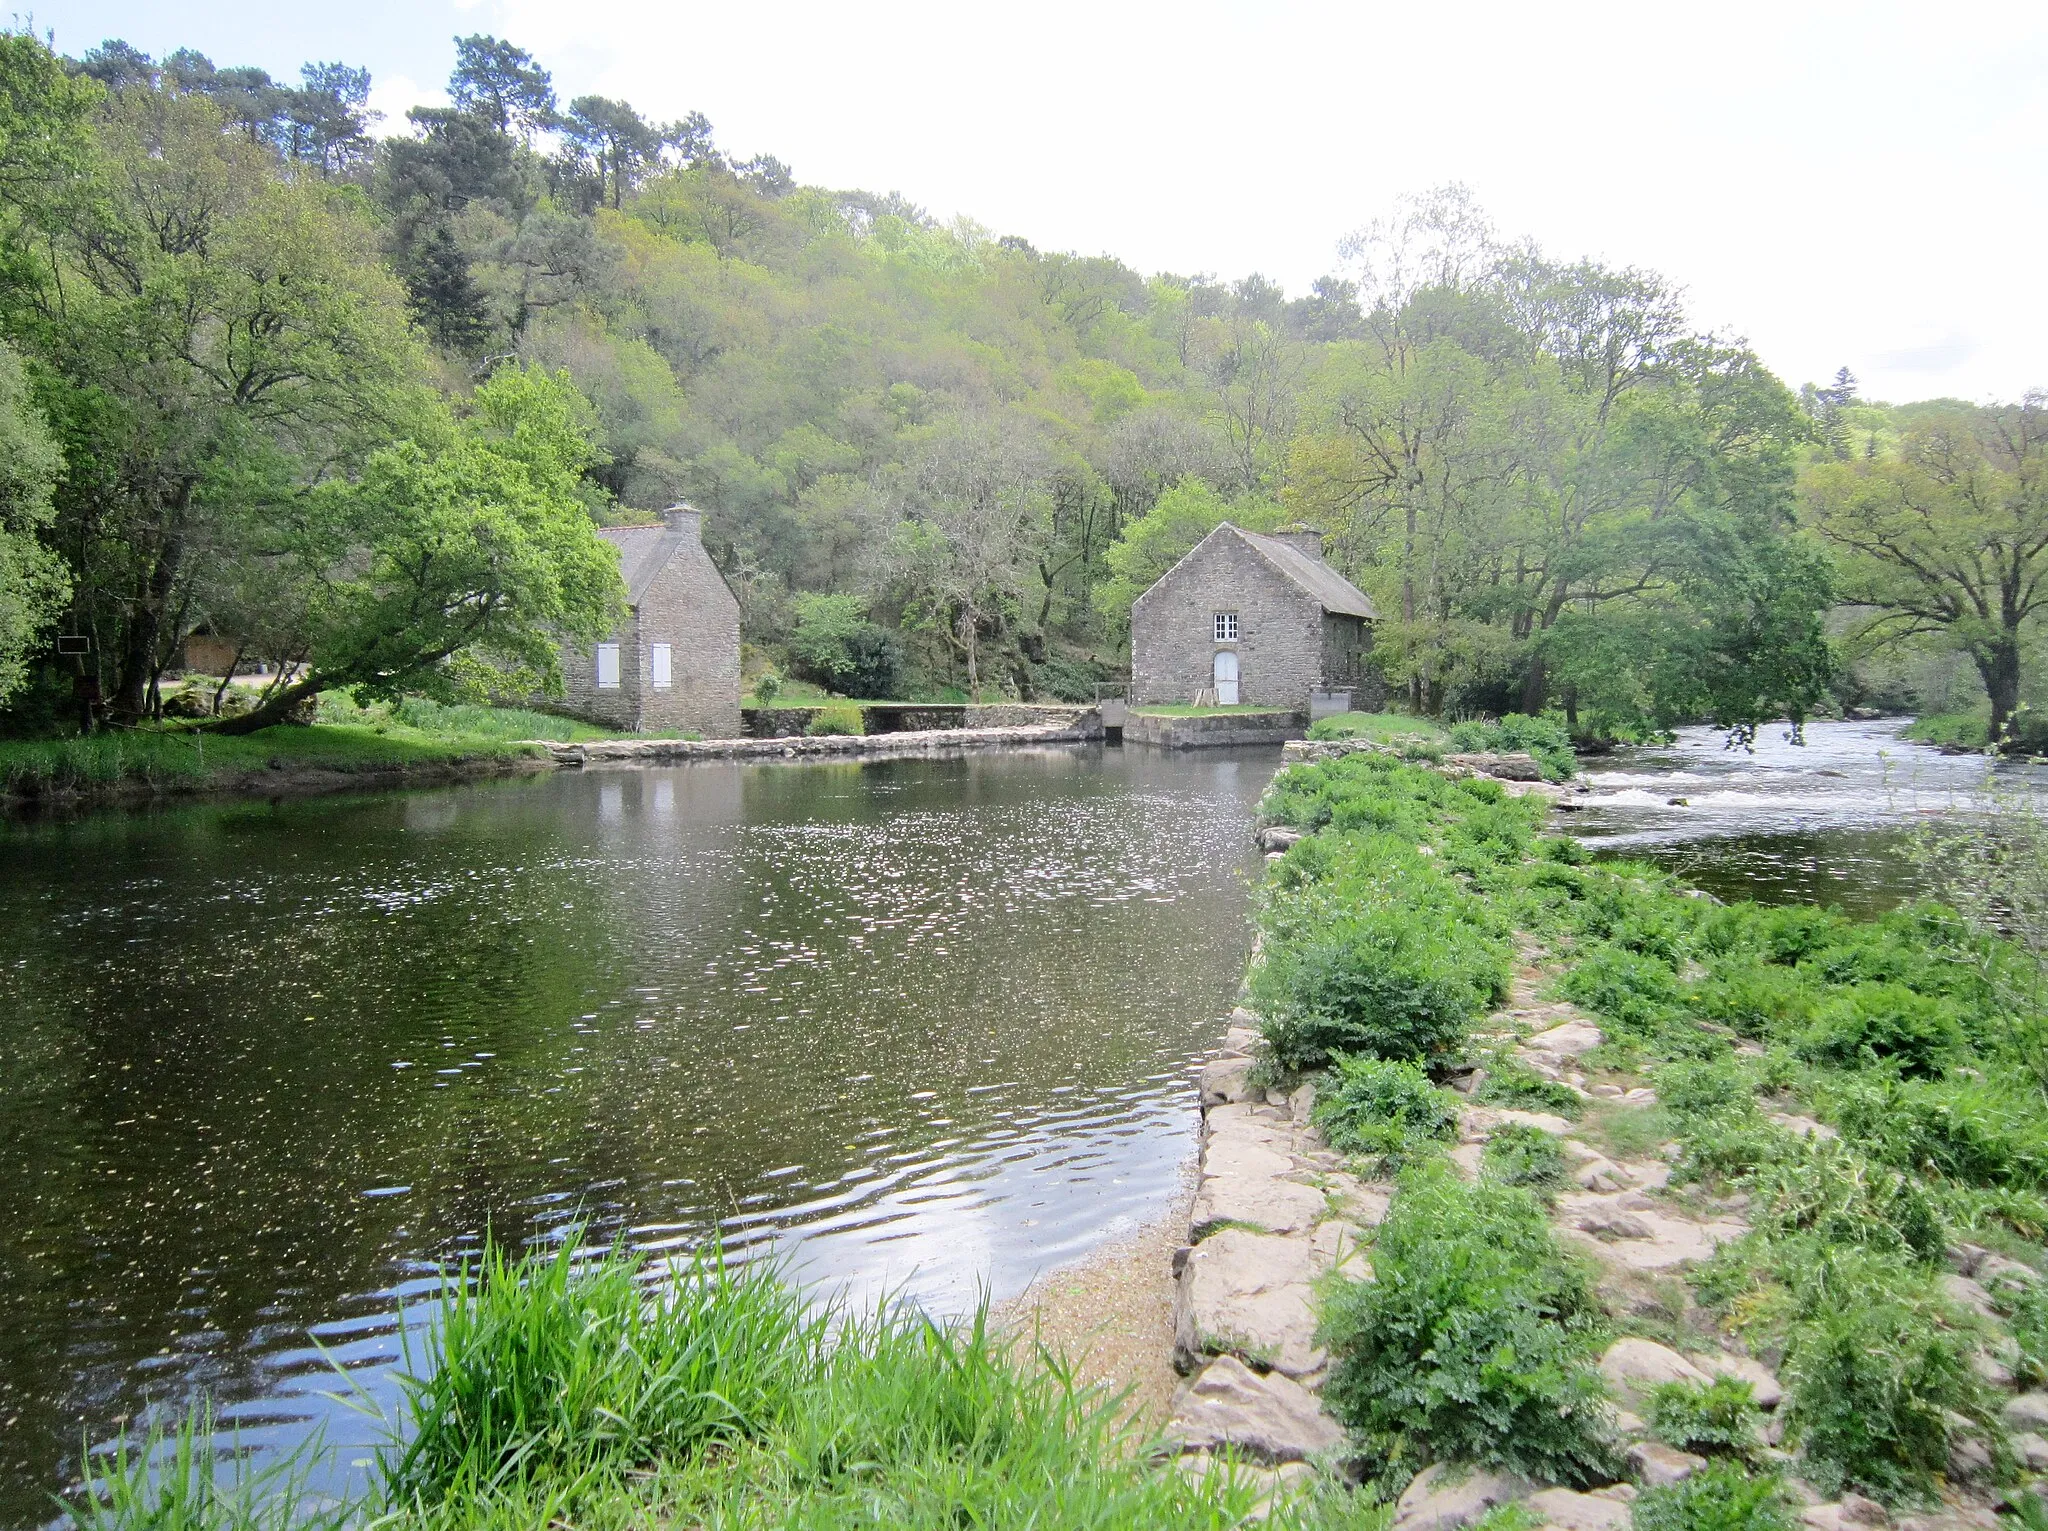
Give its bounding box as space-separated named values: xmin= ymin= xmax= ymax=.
xmin=632 ymin=531 xmax=743 ymax=738
xmin=553 ymin=623 xmax=641 ymax=731
xmin=1132 ymin=534 xmax=1326 ymax=707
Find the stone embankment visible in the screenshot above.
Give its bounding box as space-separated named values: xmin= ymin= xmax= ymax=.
xmin=1165 ymin=900 xmax=2018 ymax=1527
xmin=541 ymin=710 xmax=1099 ymax=766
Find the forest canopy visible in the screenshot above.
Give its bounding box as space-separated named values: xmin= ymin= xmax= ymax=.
xmin=0 ymin=27 xmax=2034 ymax=736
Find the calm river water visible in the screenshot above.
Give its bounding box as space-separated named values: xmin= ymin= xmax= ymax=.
xmin=1 ymin=721 xmax=2042 ymax=1525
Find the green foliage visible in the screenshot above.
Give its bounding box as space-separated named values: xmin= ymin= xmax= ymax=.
xmin=1314 ymin=1054 xmax=1459 ymax=1170
xmin=73 ymin=1406 xmax=353 ymax=1531
xmin=1093 ymin=481 xmax=1285 ymax=634
xmin=1445 ymin=714 xmax=1577 ymax=780
xmin=788 ymin=592 xmax=904 ymax=699
xmin=1482 ymin=1123 xmax=1570 ymax=1202
xmin=1791 ymin=984 xmax=1964 ymax=1077
xmin=1307 ymin=712 xmax=1448 ymax=747
xmin=803 ymin=703 xmax=865 ymax=736
xmin=1646 ymin=1378 xmax=1764 ymax=1459
xmin=1558 ymin=946 xmax=1686 ymax=1034
xmin=1777 ymin=1268 xmax=1990 ymax=1499
xmin=1320 ymin=1166 xmax=1616 ymax=1485
xmin=0 ymin=339 xmax=66 ymax=705
xmin=1473 ymin=1052 xmax=1584 ymax=1118
xmin=1832 ymin=1073 xmax=2048 ymax=1190
xmin=1652 ymin=1057 xmax=1755 ymax=1120
xmin=1630 ymin=1462 xmax=1793 ymax=1531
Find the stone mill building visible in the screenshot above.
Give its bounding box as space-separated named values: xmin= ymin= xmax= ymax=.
xmin=1130 ymin=523 xmax=1381 ymax=710
xmin=551 ymin=505 xmax=742 ymax=736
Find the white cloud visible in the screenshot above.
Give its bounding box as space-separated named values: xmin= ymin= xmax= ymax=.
xmin=366 ymin=73 xmax=445 ymax=137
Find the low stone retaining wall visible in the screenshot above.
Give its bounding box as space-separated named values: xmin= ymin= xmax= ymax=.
xmin=741 ymin=703 xmax=1090 ymax=737
xmin=1126 ymin=710 xmax=1307 ymax=749
xmin=541 ymin=716 xmax=1101 ymax=766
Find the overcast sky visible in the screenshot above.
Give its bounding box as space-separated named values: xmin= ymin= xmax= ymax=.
xmin=41 ymin=0 xmax=2048 ymax=404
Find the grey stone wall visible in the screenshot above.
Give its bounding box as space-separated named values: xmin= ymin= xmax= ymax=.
xmin=554 ymin=625 xmax=641 ymax=731
xmin=632 ymin=525 xmax=743 ymax=738
xmin=1131 ymin=533 xmax=1326 ymax=707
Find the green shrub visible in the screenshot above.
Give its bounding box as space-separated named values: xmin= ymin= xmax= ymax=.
xmin=1630 ymin=1462 xmax=1793 ymax=1531
xmin=803 ymin=703 xmax=865 ymax=736
xmin=1791 ymin=984 xmax=1964 ymax=1078
xmin=1446 ymin=713 xmax=1577 ymax=780
xmin=1646 ymin=1377 xmax=1763 ymax=1459
xmin=1743 ymin=1138 xmax=1945 ymax=1261
xmin=1314 ymin=1054 xmax=1460 ymax=1170
xmin=1832 ymin=1073 xmax=2048 ymax=1189
xmin=1320 ymin=1166 xmax=1617 ymax=1485
xmin=1482 ymin=1123 xmax=1570 ymax=1202
xmin=1672 ymin=1112 xmax=1793 ymax=1188
xmin=1474 ymin=1052 xmax=1585 ymax=1118
xmin=1779 ymin=1271 xmax=1990 ymax=1499
xmin=1653 ymin=1057 xmax=1754 ymax=1120
xmin=1691 ymin=958 xmax=1821 ymax=1040
xmin=1254 ymin=900 xmax=1506 ymax=1069
xmin=1559 ymin=946 xmax=1686 ymax=1034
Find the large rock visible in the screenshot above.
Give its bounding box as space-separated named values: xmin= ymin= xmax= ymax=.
xmin=1561 ymin=1194 xmax=1745 ymax=1272
xmin=1191 ymin=1174 xmax=1327 ymax=1239
xmin=1600 ymin=1337 xmax=1712 ymax=1406
xmin=1174 ymin=1228 xmax=1323 ymax=1377
xmin=1444 ymin=750 xmax=1545 ymax=782
xmin=2007 ymin=1392 xmax=2048 ymax=1432
xmin=1525 ymin=1487 xmax=1633 ymax=1531
xmin=1527 ymin=1020 xmax=1605 ymax=1057
xmin=1697 ymin=1352 xmax=1783 ymax=1410
xmin=1166 ymin=1354 xmax=1346 ymax=1464
xmin=1392 ymin=1464 xmax=1532 ymax=1531
xmin=1202 ymin=1055 xmax=1259 ymax=1106
xmin=1628 ymin=1441 xmax=1707 ymax=1485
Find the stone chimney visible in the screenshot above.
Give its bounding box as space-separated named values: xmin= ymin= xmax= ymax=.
xmin=1265 ymin=524 xmax=1325 ymax=561
xmin=663 ymin=504 xmax=704 ymax=542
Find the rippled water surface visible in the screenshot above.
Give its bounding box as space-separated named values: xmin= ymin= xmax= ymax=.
xmin=1571 ymin=718 xmax=2048 ymax=913
xmin=0 ymin=747 xmax=1277 ymax=1526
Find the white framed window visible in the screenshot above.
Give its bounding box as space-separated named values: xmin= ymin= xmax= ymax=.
xmin=650 ymin=643 xmax=673 ymax=690
xmin=1213 ymin=611 xmax=1239 ymax=642
xmin=595 ymin=642 xmax=621 ymax=689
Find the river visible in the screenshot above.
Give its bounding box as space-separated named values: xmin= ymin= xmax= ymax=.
xmin=0 ymin=722 xmax=2041 ymax=1525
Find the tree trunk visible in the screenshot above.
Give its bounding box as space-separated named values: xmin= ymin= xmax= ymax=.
xmin=1974 ymin=630 xmax=2024 ymax=749
xmin=200 ymin=674 xmax=323 ymax=735
xmin=1520 ymin=651 xmax=1547 ymax=716
xmin=109 ymin=486 xmax=191 ymax=724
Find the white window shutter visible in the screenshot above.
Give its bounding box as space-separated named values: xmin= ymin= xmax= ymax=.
xmin=650 ymin=643 xmax=672 ymax=689
xmin=596 ymin=643 xmax=621 ymax=688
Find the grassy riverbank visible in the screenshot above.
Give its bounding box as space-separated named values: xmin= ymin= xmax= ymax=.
xmin=1903 ymin=706 xmax=2048 ymax=758
xmin=1253 ymin=749 xmax=2048 ymax=1512
xmin=82 ymin=1240 xmax=1369 ymax=1531
xmin=0 ymin=699 xmax=608 ymax=801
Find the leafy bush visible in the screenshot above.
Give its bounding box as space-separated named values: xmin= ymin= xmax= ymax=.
xmin=1474 ymin=1052 xmax=1584 ymax=1117
xmin=1559 ymin=945 xmax=1686 ymax=1034
xmin=1691 ymin=958 xmax=1821 ymax=1040
xmin=1483 ymin=1122 xmax=1570 ymax=1202
xmin=1646 ymin=1377 xmax=1763 ymax=1459
xmin=1314 ymin=1054 xmax=1460 ymax=1170
xmin=803 ymin=703 xmax=865 ymax=736
xmin=788 ymin=592 xmax=903 ymax=698
xmin=1672 ymin=1112 xmax=1793 ymax=1188
xmin=1320 ymin=1166 xmax=1617 ymax=1485
xmin=1832 ymin=1073 xmax=2048 ymax=1189
xmin=1791 ymin=984 xmax=1964 ymax=1078
xmin=1447 ymin=713 xmax=1578 ymax=781
xmin=1778 ymin=1267 xmax=1991 ymax=1499
xmin=1630 ymin=1462 xmax=1793 ymax=1531
xmin=1742 ymin=1138 xmax=1945 ymax=1261
xmin=1653 ymin=1057 xmax=1755 ymax=1120
xmin=1253 ymin=900 xmax=1506 ymax=1068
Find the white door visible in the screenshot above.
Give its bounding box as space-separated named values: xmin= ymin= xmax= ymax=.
xmin=1213 ymin=649 xmax=1240 ymax=705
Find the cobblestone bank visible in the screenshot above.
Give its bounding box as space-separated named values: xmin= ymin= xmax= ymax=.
xmin=538 ymin=717 xmax=1101 ymax=765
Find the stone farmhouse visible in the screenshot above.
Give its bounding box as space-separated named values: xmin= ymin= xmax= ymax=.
xmin=550 ymin=506 xmax=742 ymax=736
xmin=1130 ymin=524 xmax=1381 ymax=710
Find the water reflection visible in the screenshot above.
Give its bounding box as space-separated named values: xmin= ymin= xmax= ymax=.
xmin=1572 ymin=718 xmax=2048 ymax=913
xmin=0 ymin=746 xmax=1275 ymax=1526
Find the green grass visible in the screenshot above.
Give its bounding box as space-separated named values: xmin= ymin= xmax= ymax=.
xmin=77 ymin=1237 xmax=1378 ymax=1531
xmin=1306 ymin=711 xmax=1448 ymax=743
xmin=1902 ymin=706 xmax=2048 ymax=756
xmin=0 ymin=696 xmax=610 ymax=797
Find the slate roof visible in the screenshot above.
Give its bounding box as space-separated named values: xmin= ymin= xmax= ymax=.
xmin=599 ymin=522 xmax=689 ymax=604
xmin=1234 ymin=528 xmax=1378 ymax=619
